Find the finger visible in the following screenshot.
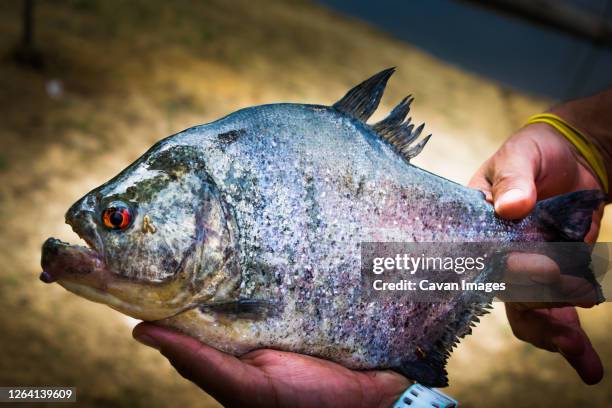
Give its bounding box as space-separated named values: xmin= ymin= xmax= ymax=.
xmin=502 ymin=253 xmax=560 ymax=303
xmin=468 ymin=163 xmax=493 ymax=203
xmin=508 ymin=302 xmax=573 ymax=311
xmin=554 ymin=329 xmax=604 ymax=385
xmin=505 ymin=252 xmax=560 ymax=285
xmin=485 ymin=140 xmax=539 ymax=219
xmin=548 ymin=311 xmax=604 ymax=385
xmin=584 ymin=205 xmax=604 ymax=244
xmin=504 ymin=253 xmax=599 ymax=307
xmin=506 ymin=306 xmax=603 ymax=384
xmin=133 ymin=323 xmax=255 ymax=405
xmin=506 ymin=305 xmax=581 ymax=353
xmin=556 ymin=275 xmax=600 ymax=307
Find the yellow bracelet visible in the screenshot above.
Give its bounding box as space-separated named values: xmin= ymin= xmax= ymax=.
xmin=525 ymin=113 xmax=609 ymax=193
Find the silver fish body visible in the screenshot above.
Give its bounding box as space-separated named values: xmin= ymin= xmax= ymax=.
xmin=41 ymin=69 xmax=603 ymax=386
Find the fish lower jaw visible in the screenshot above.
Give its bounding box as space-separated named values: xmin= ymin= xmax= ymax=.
xmin=58 ymin=280 xmax=183 ymax=321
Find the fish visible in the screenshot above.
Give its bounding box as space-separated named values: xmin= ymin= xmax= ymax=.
xmin=40 ymin=69 xmax=604 ymax=386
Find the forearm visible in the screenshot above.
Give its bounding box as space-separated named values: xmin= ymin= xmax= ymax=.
xmin=548 ymin=88 xmax=612 ymax=198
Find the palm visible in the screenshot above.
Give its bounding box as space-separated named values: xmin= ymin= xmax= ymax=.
xmin=134 ymin=323 xmax=409 ymax=408
xmin=234 ymin=349 xmax=408 ymax=408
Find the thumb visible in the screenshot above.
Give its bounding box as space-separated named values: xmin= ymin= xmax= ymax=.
xmin=490 ymin=153 xmax=538 ymax=219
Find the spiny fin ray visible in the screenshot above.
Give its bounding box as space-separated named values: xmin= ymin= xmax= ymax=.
xmin=371 ymin=96 xmax=413 ymax=136
xmin=332 ymin=68 xmax=395 ymax=122
xmin=333 ymin=68 xmax=431 ymax=162
xmin=375 ymin=97 xmax=430 ymax=162
xmin=404 ymin=134 xmax=431 ymax=160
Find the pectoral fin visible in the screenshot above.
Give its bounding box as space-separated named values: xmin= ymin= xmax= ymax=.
xmin=199 ymin=298 xmax=279 ymax=320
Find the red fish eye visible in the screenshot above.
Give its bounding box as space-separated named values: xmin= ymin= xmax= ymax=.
xmin=102 ymin=202 xmax=132 ymax=230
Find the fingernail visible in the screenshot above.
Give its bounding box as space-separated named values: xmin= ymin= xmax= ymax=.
xmin=134 ymin=333 xmax=161 ymax=350
xmin=495 ymin=188 xmax=525 ymax=211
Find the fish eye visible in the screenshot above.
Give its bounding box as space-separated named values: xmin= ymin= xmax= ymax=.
xmin=101 ymin=201 xmax=133 ymax=231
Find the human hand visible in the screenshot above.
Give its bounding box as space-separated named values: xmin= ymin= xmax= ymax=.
xmin=468 ymin=122 xmax=604 ymax=384
xmin=133 ymin=322 xmax=410 ymax=408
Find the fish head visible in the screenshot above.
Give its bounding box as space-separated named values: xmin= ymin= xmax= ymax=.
xmin=41 ymin=142 xmax=239 ymax=320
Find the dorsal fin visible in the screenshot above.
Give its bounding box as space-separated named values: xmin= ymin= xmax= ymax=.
xmin=371 ymin=95 xmax=413 ymax=137
xmin=333 ymin=67 xmax=395 ymax=122
xmin=372 ymin=94 xmax=431 ymax=162
xmin=333 ymin=68 xmax=431 ymax=162
xmin=404 ymin=134 xmax=431 ymax=160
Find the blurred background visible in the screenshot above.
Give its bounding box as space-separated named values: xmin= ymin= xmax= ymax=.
xmin=0 ymin=0 xmax=610 ymax=407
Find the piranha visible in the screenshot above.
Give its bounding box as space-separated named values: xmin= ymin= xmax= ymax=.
xmin=41 ymin=69 xmax=604 ymax=386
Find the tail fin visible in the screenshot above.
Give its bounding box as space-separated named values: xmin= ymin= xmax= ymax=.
xmin=534 ymin=189 xmax=605 ymax=241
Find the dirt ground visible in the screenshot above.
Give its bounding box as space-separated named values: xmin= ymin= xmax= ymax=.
xmin=0 ymin=1 xmax=610 ymax=407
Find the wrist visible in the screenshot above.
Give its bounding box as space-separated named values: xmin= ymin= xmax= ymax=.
xmin=548 ymin=96 xmax=612 ymax=200
xmin=525 ymin=116 xmax=608 ymax=198
xmin=544 ymin=124 xmax=604 ymax=191
xmin=518 ymin=123 xmax=601 ymax=195
xmin=548 ymin=96 xmax=611 ymax=147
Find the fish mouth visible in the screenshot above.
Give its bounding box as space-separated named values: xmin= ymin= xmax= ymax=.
xmin=40 ymin=237 xmax=105 ymax=284
xmin=40 ymin=239 xmax=132 ymax=312
xmin=39 ymin=237 xmax=129 ymax=312
xmin=39 ymin=237 xmax=128 ymax=313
